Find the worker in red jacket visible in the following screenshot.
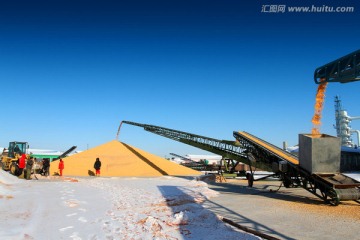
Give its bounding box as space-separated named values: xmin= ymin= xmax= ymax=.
xmin=58 ymin=158 xmax=64 ymax=176
xmin=18 ymin=153 xmax=26 ymax=177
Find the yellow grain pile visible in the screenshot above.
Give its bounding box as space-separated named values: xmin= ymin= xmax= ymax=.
xmin=49 ymin=140 xmax=201 ymax=177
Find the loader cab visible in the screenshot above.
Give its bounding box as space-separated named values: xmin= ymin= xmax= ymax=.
xmin=8 ymin=142 xmax=28 ymax=158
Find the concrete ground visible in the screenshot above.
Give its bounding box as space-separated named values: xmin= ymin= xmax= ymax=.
xmin=205 ymin=177 xmax=360 ymax=240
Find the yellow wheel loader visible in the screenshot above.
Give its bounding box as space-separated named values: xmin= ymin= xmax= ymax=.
xmin=1 ymin=142 xmax=29 ymax=177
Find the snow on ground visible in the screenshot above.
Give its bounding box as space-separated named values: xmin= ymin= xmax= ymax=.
xmin=0 ymin=172 xmax=260 ymax=240
xmin=343 ymin=172 xmax=360 ymax=182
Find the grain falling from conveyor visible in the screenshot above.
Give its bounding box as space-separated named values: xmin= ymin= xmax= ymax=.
xmin=311 ymin=79 xmax=328 ymax=135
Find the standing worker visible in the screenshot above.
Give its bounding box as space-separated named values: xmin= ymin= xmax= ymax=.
xmin=94 ymin=157 xmax=101 ymax=177
xmin=25 ymin=157 xmax=34 ymax=180
xmin=18 ymin=153 xmax=26 ymax=177
xmin=42 ymin=158 xmax=50 ymax=176
xmin=58 ymin=158 xmax=64 ymax=176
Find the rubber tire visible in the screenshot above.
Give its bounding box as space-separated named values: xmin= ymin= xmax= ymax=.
xmin=247 ymin=173 xmax=254 ymax=187
xmin=9 ymin=163 xmax=18 ymax=175
xmin=328 ymin=189 xmax=340 ymax=206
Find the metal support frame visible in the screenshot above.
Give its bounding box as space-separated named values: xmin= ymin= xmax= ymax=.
xmin=280 ymin=165 xmax=340 ymax=205
xmin=121 ymin=121 xmax=251 ymax=166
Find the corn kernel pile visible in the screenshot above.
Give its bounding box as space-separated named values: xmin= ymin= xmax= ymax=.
xmin=50 ymin=140 xmax=201 ymax=177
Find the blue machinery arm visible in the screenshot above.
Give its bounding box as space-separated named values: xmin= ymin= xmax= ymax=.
xmin=120 ymin=121 xmax=360 ymax=205
xmin=314 ymin=49 xmax=360 ymax=84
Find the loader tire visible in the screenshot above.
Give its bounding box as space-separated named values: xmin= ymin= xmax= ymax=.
xmin=9 ymin=163 xmax=18 ymax=175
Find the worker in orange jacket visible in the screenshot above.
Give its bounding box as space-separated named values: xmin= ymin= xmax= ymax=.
xmin=58 ymin=158 xmax=64 ymax=176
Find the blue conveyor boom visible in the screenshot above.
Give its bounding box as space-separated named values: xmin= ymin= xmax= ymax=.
xmin=314 ymin=49 xmax=360 ymax=84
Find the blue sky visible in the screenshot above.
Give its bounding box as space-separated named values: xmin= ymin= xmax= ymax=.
xmin=1 ymin=0 xmax=360 ymax=157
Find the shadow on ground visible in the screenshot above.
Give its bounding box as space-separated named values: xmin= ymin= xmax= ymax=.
xmin=157 ymin=184 xmax=294 ymax=240
xmin=208 ymin=180 xmax=325 ymax=205
xmin=203 ymin=180 xmax=329 ymax=240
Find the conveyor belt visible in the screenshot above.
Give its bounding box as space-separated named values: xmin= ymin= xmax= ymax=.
xmin=119 ymin=121 xmax=251 ymax=166
xmin=121 ymin=121 xmax=360 ymax=205
xmin=236 ymin=132 xmax=299 ymax=165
